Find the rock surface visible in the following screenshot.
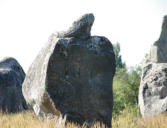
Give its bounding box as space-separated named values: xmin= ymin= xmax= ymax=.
xmin=149 ymin=15 xmax=167 ymax=63
xmin=139 ymin=15 xmax=167 ymax=117
xmin=139 ymin=63 xmax=167 ymax=117
xmin=22 ymin=13 xmax=115 ymax=127
xmin=56 ymin=13 xmax=94 ymax=39
xmin=0 ymin=57 xmax=27 ymax=113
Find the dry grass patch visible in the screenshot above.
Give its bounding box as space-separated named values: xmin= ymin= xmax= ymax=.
xmin=0 ymin=109 xmax=167 ymax=128
xmin=135 ymin=112 xmax=167 ymax=128
xmin=0 ymin=111 xmax=108 ymax=128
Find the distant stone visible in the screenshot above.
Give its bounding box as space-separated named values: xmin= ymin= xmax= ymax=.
xmin=22 ymin=13 xmax=115 ymax=128
xmin=149 ymin=15 xmax=167 ymax=63
xmin=0 ymin=57 xmax=27 ymax=113
xmin=139 ymin=15 xmax=167 ymax=117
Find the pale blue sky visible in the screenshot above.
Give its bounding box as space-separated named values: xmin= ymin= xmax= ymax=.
xmin=0 ymin=0 xmax=167 ymax=71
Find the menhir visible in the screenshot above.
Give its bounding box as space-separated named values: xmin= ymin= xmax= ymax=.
xmin=0 ymin=57 xmax=27 ymax=113
xmin=22 ymin=13 xmax=116 ymax=128
xmin=139 ymin=15 xmax=167 ymax=117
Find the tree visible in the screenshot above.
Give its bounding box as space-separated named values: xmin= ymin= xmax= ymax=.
xmin=112 ymin=43 xmax=142 ymax=116
xmin=113 ymin=66 xmax=142 ymax=115
xmin=113 ymin=43 xmax=125 ymax=68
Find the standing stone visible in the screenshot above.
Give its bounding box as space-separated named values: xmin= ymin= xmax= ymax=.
xmin=22 ymin=13 xmax=115 ymax=127
xmin=149 ymin=15 xmax=167 ymax=63
xmin=0 ymin=57 xmax=27 ymax=113
xmin=139 ymin=15 xmax=167 ymax=117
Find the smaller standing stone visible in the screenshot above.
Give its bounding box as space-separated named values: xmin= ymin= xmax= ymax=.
xmin=139 ymin=15 xmax=167 ymax=117
xmin=0 ymin=57 xmax=27 ymax=113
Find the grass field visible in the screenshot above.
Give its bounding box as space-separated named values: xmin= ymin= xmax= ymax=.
xmin=0 ymin=108 xmax=167 ymax=128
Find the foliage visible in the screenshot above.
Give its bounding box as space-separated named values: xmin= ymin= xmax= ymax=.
xmin=113 ymin=43 xmax=126 ymax=68
xmin=112 ymin=42 xmax=142 ymax=116
xmin=113 ymin=66 xmax=142 ymax=115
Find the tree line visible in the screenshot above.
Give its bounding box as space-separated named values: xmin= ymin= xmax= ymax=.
xmin=113 ymin=43 xmax=141 ymax=116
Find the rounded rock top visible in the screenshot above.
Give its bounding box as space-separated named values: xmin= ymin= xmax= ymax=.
xmin=56 ymin=13 xmax=95 ymax=39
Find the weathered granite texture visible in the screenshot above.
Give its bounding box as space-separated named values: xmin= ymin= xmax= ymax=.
xmin=139 ymin=15 xmax=167 ymax=117
xmin=22 ymin=13 xmax=115 ymax=128
xmin=139 ymin=63 xmax=167 ymax=117
xmin=0 ymin=57 xmax=27 ymax=113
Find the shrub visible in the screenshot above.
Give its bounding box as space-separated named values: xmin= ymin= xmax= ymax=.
xmin=113 ymin=66 xmax=141 ymax=115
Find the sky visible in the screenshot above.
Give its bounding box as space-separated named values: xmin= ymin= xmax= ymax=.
xmin=0 ymin=0 xmax=167 ymax=72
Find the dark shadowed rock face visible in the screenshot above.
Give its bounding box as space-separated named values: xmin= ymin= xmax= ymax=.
xmin=139 ymin=15 xmax=167 ymax=117
xmin=22 ymin=13 xmax=115 ymax=128
xmin=0 ymin=57 xmax=27 ymax=113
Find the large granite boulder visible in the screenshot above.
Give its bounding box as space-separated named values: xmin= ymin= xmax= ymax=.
xmin=139 ymin=15 xmax=167 ymax=117
xmin=0 ymin=57 xmax=27 ymax=113
xmin=22 ymin=13 xmax=115 ymax=127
